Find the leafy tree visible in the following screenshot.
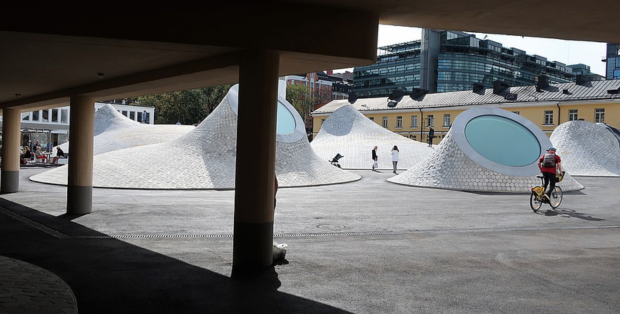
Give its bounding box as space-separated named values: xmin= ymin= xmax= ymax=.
xmin=286 ymin=84 xmax=315 ymax=129
xmin=132 ymin=84 xmax=231 ymax=124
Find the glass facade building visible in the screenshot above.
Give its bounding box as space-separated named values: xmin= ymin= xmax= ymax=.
xmin=352 ymin=41 xmax=422 ymax=98
xmin=605 ymin=43 xmax=620 ymax=79
xmin=353 ymin=30 xmax=580 ymax=98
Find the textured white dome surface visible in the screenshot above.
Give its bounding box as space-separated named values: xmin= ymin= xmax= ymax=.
xmin=389 ymin=107 xmax=584 ymax=193
xmin=310 ymin=104 xmax=434 ymax=170
xmin=389 ymin=130 xmax=584 ymax=192
xmin=57 ymin=104 xmax=194 ymax=155
xmin=550 ymin=120 xmax=620 ymax=177
xmin=32 ymin=86 xmax=360 ymax=189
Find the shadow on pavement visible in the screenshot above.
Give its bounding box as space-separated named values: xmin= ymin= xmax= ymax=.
xmin=0 ymin=199 xmax=352 ymax=314
xmin=544 ymin=207 xmax=605 ymax=221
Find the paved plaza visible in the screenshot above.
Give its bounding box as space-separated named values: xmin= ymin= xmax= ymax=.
xmin=1 ymin=167 xmax=619 ymax=313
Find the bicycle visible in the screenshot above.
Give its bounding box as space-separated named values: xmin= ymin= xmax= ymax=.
xmin=530 ymin=172 xmax=564 ymax=212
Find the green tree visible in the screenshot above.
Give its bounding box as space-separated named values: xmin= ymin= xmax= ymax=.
xmin=132 ymin=84 xmax=231 ymax=124
xmin=286 ymin=84 xmax=315 ymax=129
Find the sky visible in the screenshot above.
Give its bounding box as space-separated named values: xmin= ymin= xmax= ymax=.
xmin=335 ymin=25 xmax=607 ymax=76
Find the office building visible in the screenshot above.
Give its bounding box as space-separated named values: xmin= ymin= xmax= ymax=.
xmin=604 ymin=43 xmax=620 ymax=79
xmin=353 ymin=29 xmax=592 ymax=98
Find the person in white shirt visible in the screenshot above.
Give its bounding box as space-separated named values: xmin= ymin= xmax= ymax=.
xmin=391 ymin=145 xmax=400 ymax=174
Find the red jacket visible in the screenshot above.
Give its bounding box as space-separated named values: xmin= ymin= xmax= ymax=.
xmin=539 ymin=153 xmax=561 ymax=173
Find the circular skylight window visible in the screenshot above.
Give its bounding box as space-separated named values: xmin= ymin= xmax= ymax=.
xmin=227 ymin=84 xmax=306 ymax=143
xmin=465 ymin=115 xmax=540 ymax=167
xmin=276 ymin=100 xmax=296 ymax=135
xmin=452 ymin=107 xmax=551 ymax=176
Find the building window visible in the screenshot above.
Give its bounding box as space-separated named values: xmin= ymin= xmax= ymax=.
xmin=382 ymin=116 xmax=388 ymax=128
xmin=32 ymin=110 xmax=40 ymax=122
xmin=122 ymin=110 xmax=128 ymax=117
xmin=42 ymin=110 xmax=49 ymax=122
xmin=60 ymin=109 xmax=69 ymax=124
xmin=512 ymin=111 xmax=520 ymax=115
xmin=568 ymin=109 xmax=578 ymax=121
xmin=396 ymin=116 xmax=402 ymax=128
xmin=130 ymin=111 xmax=135 ymax=120
xmin=51 ymin=109 xmax=59 ymax=123
xmin=443 ymin=114 xmax=451 ymax=127
xmin=21 ymin=112 xmax=30 ymax=121
xmin=427 ymin=115 xmax=434 ymax=127
xmin=595 ymin=108 xmax=605 ymax=123
xmin=369 ymin=117 xmax=374 ymax=122
xmin=321 ymin=119 xmax=325 ymax=125
xmin=544 ymin=110 xmax=554 ymax=125
xmin=411 ymin=115 xmax=418 ymax=128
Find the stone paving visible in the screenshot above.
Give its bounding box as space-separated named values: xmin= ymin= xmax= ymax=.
xmin=311 ymin=104 xmax=434 ymax=170
xmin=0 ymin=255 xmax=77 ymax=314
xmin=31 ymin=86 xmax=360 ymax=189
xmin=1 ymin=168 xmax=619 ymax=314
xmin=550 ymin=120 xmax=620 ymax=176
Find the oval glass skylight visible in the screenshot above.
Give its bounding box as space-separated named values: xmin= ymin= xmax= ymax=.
xmin=452 ymin=107 xmax=551 ymax=177
xmin=227 ymin=84 xmax=307 ymax=143
xmin=277 ymin=100 xmax=296 ymax=135
xmin=465 ymin=115 xmax=540 ymax=167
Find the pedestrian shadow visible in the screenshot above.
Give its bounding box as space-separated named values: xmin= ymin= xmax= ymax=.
xmin=543 ymin=207 xmax=605 ymax=221
xmin=0 ymin=199 xmax=353 ymax=314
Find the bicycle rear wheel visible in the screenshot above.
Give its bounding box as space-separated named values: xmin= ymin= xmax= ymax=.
xmin=530 ymin=192 xmax=542 ymax=211
xmin=549 ymin=186 xmax=563 ymax=209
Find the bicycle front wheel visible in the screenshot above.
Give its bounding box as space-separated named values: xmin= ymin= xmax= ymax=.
xmin=549 ymin=186 xmax=563 ymax=209
xmin=530 ymin=192 xmax=542 ymax=212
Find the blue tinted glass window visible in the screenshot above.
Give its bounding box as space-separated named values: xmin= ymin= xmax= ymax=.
xmin=465 ymin=115 xmax=540 ymax=167
xmin=276 ymin=101 xmax=296 ymax=135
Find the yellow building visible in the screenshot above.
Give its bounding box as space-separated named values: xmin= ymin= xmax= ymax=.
xmin=312 ymin=79 xmax=620 ymax=145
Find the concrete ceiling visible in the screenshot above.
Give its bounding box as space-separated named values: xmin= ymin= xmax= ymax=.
xmin=286 ymin=0 xmax=620 ymax=43
xmin=1 ymin=1 xmax=618 ymax=111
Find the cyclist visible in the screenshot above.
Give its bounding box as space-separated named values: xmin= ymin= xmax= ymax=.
xmin=538 ymin=147 xmax=562 ymax=201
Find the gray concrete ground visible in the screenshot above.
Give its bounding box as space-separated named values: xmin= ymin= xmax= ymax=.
xmin=1 ymin=167 xmax=619 ymax=314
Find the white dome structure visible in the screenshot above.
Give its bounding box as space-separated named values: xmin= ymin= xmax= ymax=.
xmin=57 ymin=104 xmax=195 ymax=155
xmin=389 ymin=107 xmax=584 ymax=192
xmin=550 ymin=120 xmax=620 ymax=176
xmin=310 ymin=104 xmax=434 ymax=169
xmin=31 ymin=85 xmax=360 ymax=189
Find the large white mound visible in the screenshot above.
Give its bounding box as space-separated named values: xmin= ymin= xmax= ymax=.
xmin=31 ymin=85 xmax=360 ymax=189
xmin=57 ymin=104 xmax=194 ymax=155
xmin=310 ymin=104 xmax=434 ymax=169
xmin=389 ymin=107 xmax=584 ymax=193
xmin=93 ymin=104 xmax=142 ymax=135
xmin=550 ymin=120 xmax=620 ymax=176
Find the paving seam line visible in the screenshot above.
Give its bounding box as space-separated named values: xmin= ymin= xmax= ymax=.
xmin=70 ymin=225 xmax=620 ymax=239
xmin=0 ymin=207 xmax=69 ymax=239
xmin=2 ymin=206 xmax=618 ymax=240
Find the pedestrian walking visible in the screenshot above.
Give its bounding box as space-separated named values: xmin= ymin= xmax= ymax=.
xmin=371 ymin=146 xmax=378 ymax=171
xmin=391 ymin=145 xmax=400 ymax=174
xmin=428 ymin=127 xmax=435 ymax=147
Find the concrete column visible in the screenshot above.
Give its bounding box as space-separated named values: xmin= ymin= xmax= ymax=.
xmin=232 ymin=50 xmax=279 ymax=272
xmin=67 ymin=96 xmax=94 ymax=214
xmin=1 ymin=109 xmax=22 ymax=193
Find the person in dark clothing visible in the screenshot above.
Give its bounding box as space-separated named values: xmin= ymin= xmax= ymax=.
xmin=272 ymin=173 xmax=287 ymax=261
xmin=371 ymin=146 xmax=378 ymax=171
xmin=428 ymin=127 xmax=435 ymax=147
xmin=538 ymin=147 xmax=562 ymax=201
xmin=20 ymin=147 xmax=32 ymax=165
xmin=274 ymin=174 xmax=278 ymax=210
xmin=51 ymin=146 xmax=65 ymax=164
